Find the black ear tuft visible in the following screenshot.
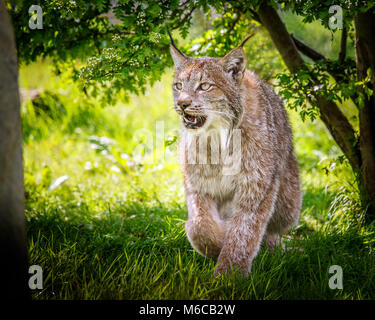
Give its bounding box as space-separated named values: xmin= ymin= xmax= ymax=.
xmin=167 ymin=29 xmax=189 ymax=68
xmin=239 ymin=33 xmax=255 ymax=48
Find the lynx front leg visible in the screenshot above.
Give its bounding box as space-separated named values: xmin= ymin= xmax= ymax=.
xmin=214 ymin=178 xmax=280 ymax=276
xmin=185 ymin=192 xmax=226 ymax=259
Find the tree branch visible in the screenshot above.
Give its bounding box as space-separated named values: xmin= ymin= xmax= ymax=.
xmin=227 ymin=14 xmax=241 ymax=34
xmin=248 ymin=2 xmax=360 ymax=111
xmin=290 ymin=33 xmax=359 ymax=110
xmin=291 ymin=34 xmax=327 ymax=62
xmin=256 ymin=1 xmax=361 ymax=172
xmin=248 ymin=8 xmax=261 ymax=24
xmin=339 ymin=26 xmax=347 ymax=63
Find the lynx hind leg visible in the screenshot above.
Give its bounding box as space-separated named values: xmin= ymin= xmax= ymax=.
xmin=185 ymin=195 xmax=226 ymax=259
xmin=265 ymin=154 xmax=302 ymax=246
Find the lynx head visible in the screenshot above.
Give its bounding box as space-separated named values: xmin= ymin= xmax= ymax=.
xmin=169 ymin=32 xmax=253 ymax=132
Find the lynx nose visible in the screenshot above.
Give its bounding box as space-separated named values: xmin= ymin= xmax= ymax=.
xmin=177 ymin=97 xmax=192 ymax=110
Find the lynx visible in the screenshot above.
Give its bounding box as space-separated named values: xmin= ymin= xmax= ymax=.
xmin=169 ymin=33 xmax=302 ymax=276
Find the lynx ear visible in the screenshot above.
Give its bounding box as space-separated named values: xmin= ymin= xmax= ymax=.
xmin=219 ymin=47 xmax=246 ymax=83
xmin=167 ymin=29 xmax=188 ymax=69
xmin=219 ymin=34 xmax=254 ymax=83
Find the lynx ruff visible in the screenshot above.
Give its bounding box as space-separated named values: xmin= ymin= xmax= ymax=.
xmin=169 ymin=33 xmax=302 ymax=276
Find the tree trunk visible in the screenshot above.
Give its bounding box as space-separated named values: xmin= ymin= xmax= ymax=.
xmin=257 ymin=1 xmax=375 ymax=221
xmin=256 ymin=1 xmax=361 ymax=173
xmin=0 ymin=1 xmax=29 ymax=299
xmin=355 ymin=11 xmax=375 ymax=221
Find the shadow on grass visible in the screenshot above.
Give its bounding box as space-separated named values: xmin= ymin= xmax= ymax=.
xmin=26 ymin=195 xmax=375 ymax=300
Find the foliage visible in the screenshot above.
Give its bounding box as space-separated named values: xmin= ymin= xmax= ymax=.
xmin=9 ymin=0 xmax=375 ymax=300
xmin=10 ymin=0 xmax=375 ymax=120
xmin=8 ymin=0 xmax=284 ymax=103
xmin=280 ymin=0 xmax=375 ymax=29
xmin=184 ymin=5 xmax=283 ymax=81
xmin=9 ymin=0 xmax=197 ymax=102
xmin=276 ymin=59 xmax=360 ymax=122
xmin=275 ymin=1 xmax=375 ymax=124
xmin=21 ymin=60 xmax=375 ymax=300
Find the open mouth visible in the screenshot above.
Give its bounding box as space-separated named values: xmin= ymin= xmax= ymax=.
xmin=182 ymin=113 xmax=207 ymax=129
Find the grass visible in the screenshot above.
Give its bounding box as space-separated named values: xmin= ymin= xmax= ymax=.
xmin=21 ymin=59 xmax=375 ymax=300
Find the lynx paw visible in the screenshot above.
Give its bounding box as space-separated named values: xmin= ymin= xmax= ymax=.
xmin=214 ymin=262 xmax=251 ymax=277
xmin=213 ymin=263 xmax=231 ymax=277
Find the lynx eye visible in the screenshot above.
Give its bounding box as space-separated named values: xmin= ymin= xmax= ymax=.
xmin=175 ymin=83 xmax=182 ymax=90
xmin=199 ymin=83 xmax=211 ymax=91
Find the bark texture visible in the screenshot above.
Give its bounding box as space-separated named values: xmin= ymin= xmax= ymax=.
xmin=355 ymin=11 xmax=375 ymax=220
xmin=257 ymin=1 xmax=375 ymax=221
xmin=0 ymin=1 xmax=29 ymax=300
